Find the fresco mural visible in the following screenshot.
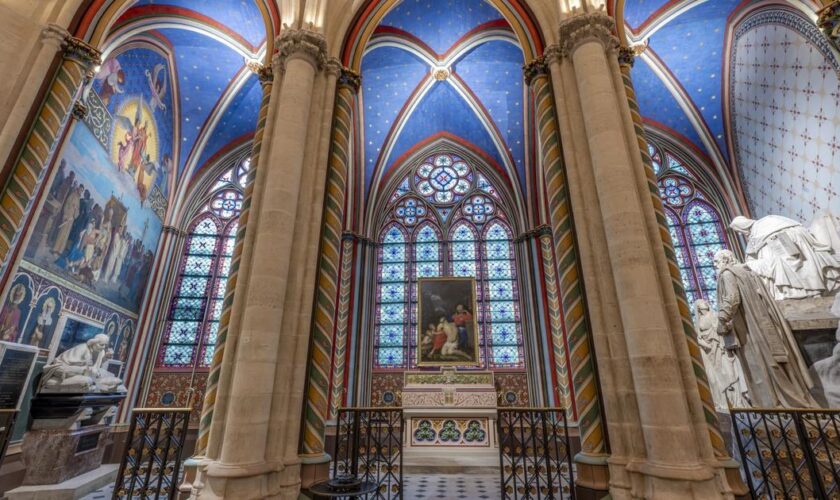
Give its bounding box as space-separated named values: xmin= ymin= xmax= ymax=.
xmin=22 ymin=46 xmax=173 ymax=313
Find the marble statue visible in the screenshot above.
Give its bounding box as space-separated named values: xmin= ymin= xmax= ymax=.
xmin=38 ymin=334 xmax=126 ymax=394
xmin=693 ymin=299 xmax=749 ymax=409
xmin=714 ymin=250 xmax=818 ymax=408
xmin=810 ymin=295 xmax=840 ymax=407
xmin=730 ymin=215 xmax=840 ymax=300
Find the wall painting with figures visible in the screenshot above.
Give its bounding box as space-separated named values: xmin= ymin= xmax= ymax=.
xmin=0 ymin=44 xmax=174 ymax=361
xmin=22 ymin=44 xmax=172 ymax=317
xmin=417 ymin=277 xmax=480 ymax=367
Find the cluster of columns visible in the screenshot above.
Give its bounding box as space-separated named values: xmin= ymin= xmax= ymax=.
xmin=531 ymin=11 xmax=744 ymax=499
xmin=184 ymin=12 xmax=749 ymax=500
xmin=189 ymin=28 xmax=343 ymax=499
xmin=0 ymin=10 xmax=758 ymax=500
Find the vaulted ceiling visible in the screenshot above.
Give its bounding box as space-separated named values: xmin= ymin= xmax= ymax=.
xmin=104 ymin=0 xmax=274 ymax=196
xmin=360 ymin=0 xmax=527 ymax=205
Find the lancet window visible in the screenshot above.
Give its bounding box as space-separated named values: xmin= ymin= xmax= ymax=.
xmin=157 ymin=158 xmax=249 ymax=369
xmin=374 ymin=153 xmax=523 ymax=370
xmin=649 ymin=142 xmax=729 ymax=310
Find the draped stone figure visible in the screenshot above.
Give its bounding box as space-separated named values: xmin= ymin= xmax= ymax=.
xmin=810 ymin=295 xmax=840 ymax=407
xmin=38 ymin=334 xmax=126 ymax=393
xmin=730 ymin=215 xmax=840 ymax=300
xmin=714 ymin=250 xmax=818 ymax=408
xmin=693 ymin=299 xmax=749 ymax=409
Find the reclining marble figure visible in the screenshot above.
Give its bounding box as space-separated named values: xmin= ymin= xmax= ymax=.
xmin=38 ymin=334 xmax=126 ymax=393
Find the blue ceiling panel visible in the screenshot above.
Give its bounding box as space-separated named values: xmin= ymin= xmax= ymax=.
xmin=135 ymin=0 xmax=267 ymax=46
xmin=362 ymin=46 xmax=431 ymax=176
xmin=157 ymin=28 xmax=247 ymax=173
xmin=454 ymin=40 xmax=524 ymax=179
xmin=380 ymin=0 xmax=504 ymax=54
xmin=194 ymin=73 xmax=262 ymax=172
xmin=632 ymin=58 xmax=709 ymax=156
xmin=644 ymin=0 xmax=742 ymax=159
xmin=380 ymin=82 xmax=507 ymax=194
xmin=623 ymin=0 xmax=673 ymax=30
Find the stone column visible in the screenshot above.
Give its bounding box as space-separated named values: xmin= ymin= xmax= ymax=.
xmin=195 ymin=28 xmax=328 ymax=500
xmin=0 ymin=28 xmax=100 ymax=273
xmin=195 ymin=64 xmax=275 ymax=459
xmin=299 ymin=68 xmax=360 ymax=479
xmin=553 ymin=13 xmax=731 ymax=498
xmin=525 ymin=58 xmax=610 ymax=494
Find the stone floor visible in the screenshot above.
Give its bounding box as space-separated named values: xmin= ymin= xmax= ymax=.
xmin=79 ymin=474 xmax=501 ymax=499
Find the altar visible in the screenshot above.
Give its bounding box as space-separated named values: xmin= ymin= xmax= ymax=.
xmin=401 ymin=369 xmax=498 ymax=470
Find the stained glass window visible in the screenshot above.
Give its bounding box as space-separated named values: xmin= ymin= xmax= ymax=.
xmin=649 ymin=140 xmax=729 ymax=311
xmin=158 ymin=157 xmax=248 ymax=369
xmin=373 ymin=153 xmax=524 ymax=370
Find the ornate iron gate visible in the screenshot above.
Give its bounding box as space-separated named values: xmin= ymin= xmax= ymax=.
xmin=113 ymin=407 xmax=191 ymax=499
xmin=731 ymin=407 xmax=840 ymax=499
xmin=332 ymin=407 xmax=403 ymax=499
xmin=497 ymin=408 xmax=575 ymax=499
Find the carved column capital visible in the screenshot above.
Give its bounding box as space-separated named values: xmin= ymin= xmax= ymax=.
xmin=618 ymin=46 xmax=635 ymax=68
xmin=543 ymin=43 xmax=565 ymax=67
xmin=523 ymin=57 xmax=549 ymax=85
xmin=272 ymin=28 xmax=327 ymax=74
xmin=558 ymin=12 xmax=619 ymax=57
xmin=246 ymin=60 xmax=275 ymax=86
xmin=40 ymin=23 xmax=69 ymax=50
xmin=61 ymin=34 xmax=102 ymax=70
xmin=338 ymin=67 xmax=361 ymax=91
xmin=324 ymin=57 xmax=343 ymax=78
xmin=818 ymin=1 xmax=840 ymax=52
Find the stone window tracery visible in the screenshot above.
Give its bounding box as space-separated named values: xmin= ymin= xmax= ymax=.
xmin=650 ymin=140 xmax=729 ymax=311
xmin=157 ymin=157 xmax=248 ymax=369
xmin=374 ymin=153 xmax=523 ymax=370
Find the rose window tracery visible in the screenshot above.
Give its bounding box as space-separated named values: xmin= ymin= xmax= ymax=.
xmin=415 ymin=154 xmax=472 ymax=204
xmin=658 ymin=176 xmax=693 ymax=207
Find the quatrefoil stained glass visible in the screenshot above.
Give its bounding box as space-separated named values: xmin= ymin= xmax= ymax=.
xmin=415 ymin=154 xmax=472 ymax=204
xmin=395 ymin=197 xmax=427 ymax=226
xmin=659 ymin=176 xmax=694 ymax=207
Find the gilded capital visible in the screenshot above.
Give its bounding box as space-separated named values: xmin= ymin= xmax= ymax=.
xmin=61 ymin=35 xmax=102 ymax=69
xmin=523 ymin=57 xmax=549 ymax=85
xmin=618 ymin=46 xmax=635 ymax=68
xmin=818 ymin=1 xmax=840 ymax=52
xmin=272 ymin=28 xmax=327 ymax=73
xmin=246 ymin=60 xmax=274 ymax=86
xmin=338 ymin=67 xmax=361 ymax=92
xmin=557 ymin=12 xmax=619 ymax=57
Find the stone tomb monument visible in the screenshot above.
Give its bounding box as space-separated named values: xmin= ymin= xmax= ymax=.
xmin=401 ymin=368 xmax=498 ymax=471
xmin=8 ymin=334 xmax=126 ymax=499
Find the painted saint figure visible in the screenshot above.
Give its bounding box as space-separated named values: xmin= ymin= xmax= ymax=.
xmin=0 ymin=284 xmax=26 ymax=342
xmin=452 ymin=304 xmax=472 ymax=351
xmin=30 ymin=297 xmax=56 ymax=348
xmin=714 ymin=250 xmax=818 ymax=408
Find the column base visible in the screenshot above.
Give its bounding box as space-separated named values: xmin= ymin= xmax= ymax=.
xmin=299 ymin=453 xmax=331 ymax=489
xmin=574 ymin=452 xmax=610 ymax=498
xmin=193 ymin=459 xmax=301 ymax=499
xmin=720 ymin=458 xmax=749 ymax=498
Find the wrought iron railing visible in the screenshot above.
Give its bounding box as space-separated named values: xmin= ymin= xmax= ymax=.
xmin=333 ymin=407 xmax=403 ymax=499
xmin=113 ymin=407 xmax=191 ymax=500
xmin=497 ymin=407 xmax=575 ymax=500
xmin=730 ymin=407 xmax=840 ymax=499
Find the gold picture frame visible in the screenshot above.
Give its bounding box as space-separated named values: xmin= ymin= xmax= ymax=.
xmin=416 ymin=277 xmax=480 ymax=367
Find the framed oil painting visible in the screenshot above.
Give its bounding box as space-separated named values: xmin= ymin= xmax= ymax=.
xmin=417 ymin=277 xmax=480 ymax=367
